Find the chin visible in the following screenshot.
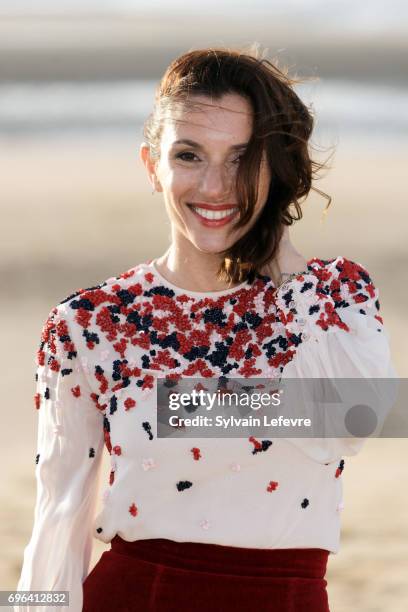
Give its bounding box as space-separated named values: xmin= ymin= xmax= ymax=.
xmin=190 ymin=235 xmax=235 ymax=255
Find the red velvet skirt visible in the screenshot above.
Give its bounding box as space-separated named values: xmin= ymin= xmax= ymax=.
xmin=82 ymin=535 xmax=330 ymax=611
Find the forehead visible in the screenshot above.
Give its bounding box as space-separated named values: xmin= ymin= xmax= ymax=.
xmin=160 ymin=93 xmax=253 ymax=148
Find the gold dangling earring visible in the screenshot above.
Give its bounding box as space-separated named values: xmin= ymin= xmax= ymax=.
xmin=151 ymin=186 xmax=156 ymax=195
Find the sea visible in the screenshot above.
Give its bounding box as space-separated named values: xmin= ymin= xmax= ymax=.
xmin=0 ymin=78 xmax=407 ymax=151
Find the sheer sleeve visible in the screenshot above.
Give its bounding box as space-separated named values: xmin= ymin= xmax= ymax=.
xmin=15 ymin=303 xmax=105 ymax=612
xmin=276 ymin=256 xmax=398 ymax=464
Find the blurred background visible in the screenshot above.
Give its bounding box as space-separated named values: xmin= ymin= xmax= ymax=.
xmin=1 ymin=1 xmax=407 ymax=610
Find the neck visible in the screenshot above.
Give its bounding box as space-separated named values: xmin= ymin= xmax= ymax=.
xmin=154 ymin=243 xmax=244 ymax=293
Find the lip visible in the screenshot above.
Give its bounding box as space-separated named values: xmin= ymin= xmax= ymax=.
xmin=188 ymin=204 xmax=239 ymax=228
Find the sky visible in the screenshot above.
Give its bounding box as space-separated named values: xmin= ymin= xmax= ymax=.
xmin=0 ymin=0 xmax=407 ymax=35
xmin=0 ymin=0 xmax=327 ymax=11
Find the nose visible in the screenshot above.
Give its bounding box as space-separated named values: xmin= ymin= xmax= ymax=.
xmin=199 ymin=162 xmax=233 ymax=201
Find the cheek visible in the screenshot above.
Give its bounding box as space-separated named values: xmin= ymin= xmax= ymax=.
xmin=167 ymin=172 xmax=196 ymax=204
xmin=162 ymin=167 xmax=197 ymax=199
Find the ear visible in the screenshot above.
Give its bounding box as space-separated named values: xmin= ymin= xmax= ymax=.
xmin=139 ymin=142 xmax=163 ymax=192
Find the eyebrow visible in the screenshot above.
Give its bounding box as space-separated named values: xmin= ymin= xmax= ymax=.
xmin=172 ymin=139 xmax=249 ymax=150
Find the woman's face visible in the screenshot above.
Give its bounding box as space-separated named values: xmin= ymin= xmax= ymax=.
xmin=141 ymin=93 xmax=271 ymax=256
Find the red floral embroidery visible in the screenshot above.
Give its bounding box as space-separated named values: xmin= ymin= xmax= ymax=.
xmin=335 ymin=460 xmax=345 ymax=478
xmin=316 ymin=301 xmax=350 ymax=332
xmin=104 ymin=429 xmax=112 ymax=454
xmin=49 ymin=359 xmax=61 ymax=373
xmin=75 ymin=309 xmax=92 ymax=329
xmin=71 ymin=385 xmax=81 ymax=398
xmin=124 ymin=397 xmax=136 ymax=411
xmin=129 ymin=502 xmax=138 ymax=516
xmin=249 ymin=436 xmax=262 ymax=452
xmin=113 ymin=338 xmax=128 ymax=359
xmin=191 ymin=447 xmax=201 ymax=460
xmin=91 ymin=392 xmax=107 ymax=411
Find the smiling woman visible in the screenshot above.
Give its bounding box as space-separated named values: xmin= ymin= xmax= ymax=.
xmin=140 ymin=91 xmax=274 ymax=291
xmin=140 ymin=46 xmax=331 ymax=291
xmin=15 ymin=45 xmax=396 ymax=612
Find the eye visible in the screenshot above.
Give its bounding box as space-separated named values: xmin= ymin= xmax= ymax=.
xmin=232 ymin=154 xmax=245 ymax=164
xmin=175 ymin=151 xmax=201 ymax=162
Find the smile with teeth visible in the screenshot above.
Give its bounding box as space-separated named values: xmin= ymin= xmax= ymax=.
xmin=190 ymin=206 xmax=238 ymax=220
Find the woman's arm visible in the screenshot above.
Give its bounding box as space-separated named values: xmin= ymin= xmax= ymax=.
xmin=275 ymin=253 xmax=398 ymax=464
xmin=15 ymin=303 xmax=105 ymax=612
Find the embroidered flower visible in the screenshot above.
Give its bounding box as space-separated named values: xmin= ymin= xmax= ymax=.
xmin=176 ymin=480 xmax=193 ymax=491
xmin=71 ymin=385 xmax=81 ymax=398
xmin=129 ymin=503 xmax=138 ymax=517
xmin=191 ymin=447 xmax=202 ymax=461
xmin=142 ymin=458 xmax=156 ymax=471
xmin=142 ymin=421 xmax=154 ymax=440
xmin=34 ymin=393 xmax=41 ymax=410
xmin=249 ymin=436 xmax=273 ymax=454
xmin=124 ymin=397 xmax=136 ymax=411
xmin=199 ymin=519 xmax=211 ymax=530
xmin=335 ymin=459 xmax=345 ymax=478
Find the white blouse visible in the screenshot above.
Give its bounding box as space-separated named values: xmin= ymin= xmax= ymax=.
xmin=15 ymin=255 xmax=397 ymax=612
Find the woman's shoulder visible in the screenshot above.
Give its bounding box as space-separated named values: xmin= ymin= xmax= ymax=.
xmin=308 ymin=255 xmax=377 ymax=297
xmin=307 ymin=254 xmax=373 ymax=280
xmin=279 ymin=254 xmax=379 ymax=310
xmin=274 ymin=255 xmax=382 ymax=336
xmin=37 ymin=262 xmax=151 ymax=370
xmin=43 ymin=262 xmax=150 ymax=335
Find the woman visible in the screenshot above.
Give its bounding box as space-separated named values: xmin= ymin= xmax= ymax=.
xmin=15 ymin=47 xmax=396 ymax=612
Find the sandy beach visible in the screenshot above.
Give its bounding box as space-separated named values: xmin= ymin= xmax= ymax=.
xmin=1 ymin=135 xmax=407 ymax=611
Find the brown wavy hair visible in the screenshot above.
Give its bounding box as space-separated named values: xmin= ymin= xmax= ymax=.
xmin=143 ymin=44 xmax=333 ymax=285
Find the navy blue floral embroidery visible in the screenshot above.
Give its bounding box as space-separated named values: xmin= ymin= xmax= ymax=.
xmin=176 ymin=480 xmax=193 ymax=491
